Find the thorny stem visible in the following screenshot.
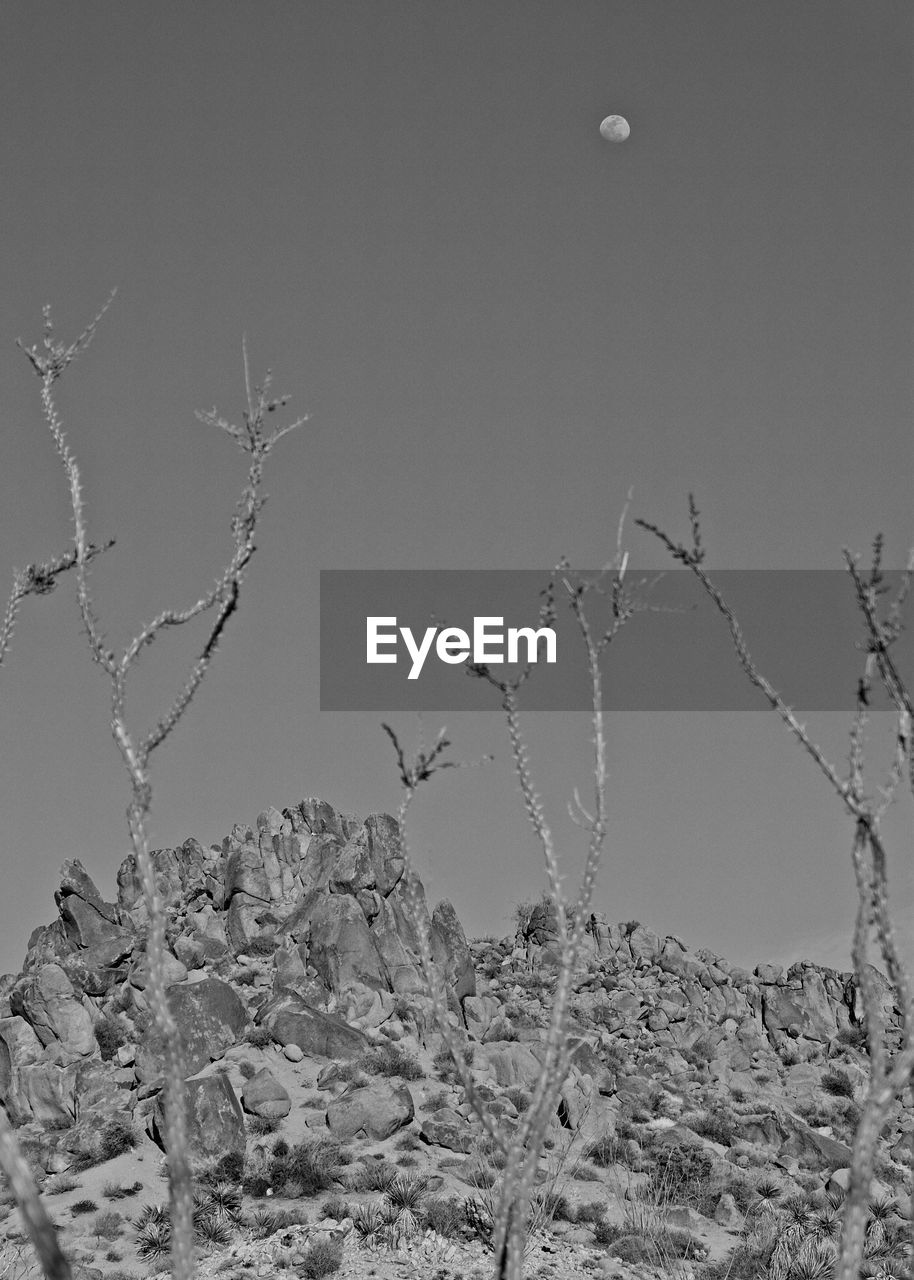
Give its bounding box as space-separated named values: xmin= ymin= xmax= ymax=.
xmin=641 ymin=499 xmax=914 ymax=1280
xmin=13 ymin=300 xmax=304 ymax=1280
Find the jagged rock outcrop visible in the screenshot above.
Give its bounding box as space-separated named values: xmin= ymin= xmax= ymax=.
xmin=0 ymin=797 xmax=909 ymax=1209
xmin=0 ymin=798 xmax=474 ymax=1152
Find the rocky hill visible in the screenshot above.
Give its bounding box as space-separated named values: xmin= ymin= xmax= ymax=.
xmin=0 ymin=799 xmax=909 ymax=1280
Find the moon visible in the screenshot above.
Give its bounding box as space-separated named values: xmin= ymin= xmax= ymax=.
xmin=600 ymin=114 xmax=630 ymax=142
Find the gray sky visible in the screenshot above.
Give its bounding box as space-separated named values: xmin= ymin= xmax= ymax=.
xmin=1 ymin=1 xmax=912 ymax=977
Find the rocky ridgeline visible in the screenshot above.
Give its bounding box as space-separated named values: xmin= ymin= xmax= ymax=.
xmin=0 ymin=798 xmax=911 ymax=1278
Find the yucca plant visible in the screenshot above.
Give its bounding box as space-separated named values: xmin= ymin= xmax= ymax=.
xmin=193 ymin=1211 xmax=233 ymax=1249
xmin=383 ymin=1173 xmax=428 ymax=1243
xmin=135 ymin=1218 xmax=172 ymax=1263
xmin=350 ymin=1200 xmax=387 ymax=1243
xmin=197 ymin=1182 xmax=243 ymax=1226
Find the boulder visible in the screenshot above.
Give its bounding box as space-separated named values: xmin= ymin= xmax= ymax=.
xmin=152 ymin=1073 xmax=245 ymax=1158
xmin=257 ymin=991 xmax=372 ymax=1059
xmin=11 ymin=964 xmax=96 ymax=1057
xmin=134 ymin=977 xmax=248 ymax=1082
xmin=420 ymin=1107 xmax=474 ymax=1152
xmin=326 ymin=1080 xmax=414 ymax=1140
xmin=307 ymin=894 xmax=386 ymax=990
xmin=430 ymin=900 xmax=476 ymax=1003
xmin=242 ymin=1067 xmax=291 ymax=1119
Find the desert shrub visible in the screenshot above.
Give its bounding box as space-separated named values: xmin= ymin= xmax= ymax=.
xmin=423 ymin=1195 xmax=465 ymax=1239
xmin=649 ymin=1140 xmax=715 ymax=1204
xmin=362 ymin=1044 xmax=424 ymax=1081
xmin=103 ymin=1180 xmax=143 ymax=1201
xmin=211 ymin=1150 xmax=245 ymax=1183
xmin=686 ymin=1104 xmax=737 ymax=1146
xmin=93 ymin=1015 xmax=126 ymax=1062
xmin=70 ymin=1148 xmax=102 ymax=1173
xmin=248 ymin=1206 xmax=285 ymax=1238
xmin=242 ymin=1171 xmax=271 ymax=1198
xmin=542 ymin=1192 xmax=573 ymax=1222
xmin=272 ymin=1137 xmax=290 ymax=1159
xmin=92 ymin=1210 xmax=122 ymax=1240
xmin=46 ymin=1175 xmax=79 ymax=1195
xmin=282 ymin=1142 xmax=335 ymax=1196
xmin=432 ymin=1045 xmax=470 ymax=1084
xmin=575 ymin=1201 xmax=606 ymax=1224
xmin=246 ymin=1027 xmax=273 ymax=1048
xmin=836 ymin=1025 xmax=868 ymax=1051
xmin=395 ymin=1131 xmax=422 ymax=1152
xmin=821 ymin=1068 xmax=855 ymax=1099
xmin=70 ymin=1199 xmax=98 ymax=1216
xmin=594 ymin=1220 xmax=626 ymax=1246
xmin=321 ymin=1194 xmax=350 ymax=1220
xmin=347 ymin=1160 xmax=399 ymax=1193
xmin=680 ymin=1036 xmax=715 ymax=1069
xmin=299 ymin=1236 xmax=343 ymax=1278
xmin=505 ymin=1086 xmax=531 ymax=1113
xmin=246 ymin=937 xmax=278 ymax=956
xmin=98 ymin=1116 xmax=137 ymax=1161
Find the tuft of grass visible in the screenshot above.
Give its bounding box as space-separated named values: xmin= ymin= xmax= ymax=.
xmin=70 ymin=1199 xmax=98 ymax=1216
xmin=248 ymin=1114 xmax=281 ymax=1135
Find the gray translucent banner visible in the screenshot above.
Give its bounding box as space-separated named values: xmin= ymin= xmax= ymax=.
xmin=320 ymin=570 xmax=913 ymax=711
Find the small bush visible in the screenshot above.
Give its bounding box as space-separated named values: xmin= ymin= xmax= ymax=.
xmin=93 ymin=1210 xmax=122 ymax=1240
xmin=821 ymin=1068 xmax=855 ymax=1099
xmin=46 ymin=1174 xmax=79 ymax=1195
xmin=247 ymin=936 xmax=278 ymax=956
xmin=283 ymin=1141 xmax=335 ymax=1196
xmin=299 ymin=1236 xmax=343 ymax=1278
xmin=246 ymin=1026 xmax=273 ymax=1047
xmin=94 ymin=1015 xmax=126 ymax=1062
xmin=321 ymin=1194 xmax=350 ymax=1221
xmin=71 ymin=1199 xmax=99 ymax=1216
xmin=212 ymin=1150 xmax=245 ymax=1183
xmin=103 ymin=1180 xmax=143 ymax=1201
xmin=98 ymin=1116 xmax=137 ymax=1161
xmin=362 ymin=1044 xmax=424 ymax=1081
xmin=836 ymin=1024 xmax=868 ymax=1051
xmin=423 ymin=1195 xmax=465 ymax=1239
xmin=504 ymin=1086 xmax=531 ymax=1113
xmin=594 ymin=1221 xmax=626 ymax=1246
xmin=686 ymin=1104 xmax=737 ymax=1146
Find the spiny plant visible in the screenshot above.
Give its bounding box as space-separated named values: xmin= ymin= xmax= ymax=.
xmin=639 ymin=495 xmax=914 ymax=1280
xmin=0 ymin=296 xmax=305 ymax=1280
xmin=384 ymin=500 xmax=657 ymax=1280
